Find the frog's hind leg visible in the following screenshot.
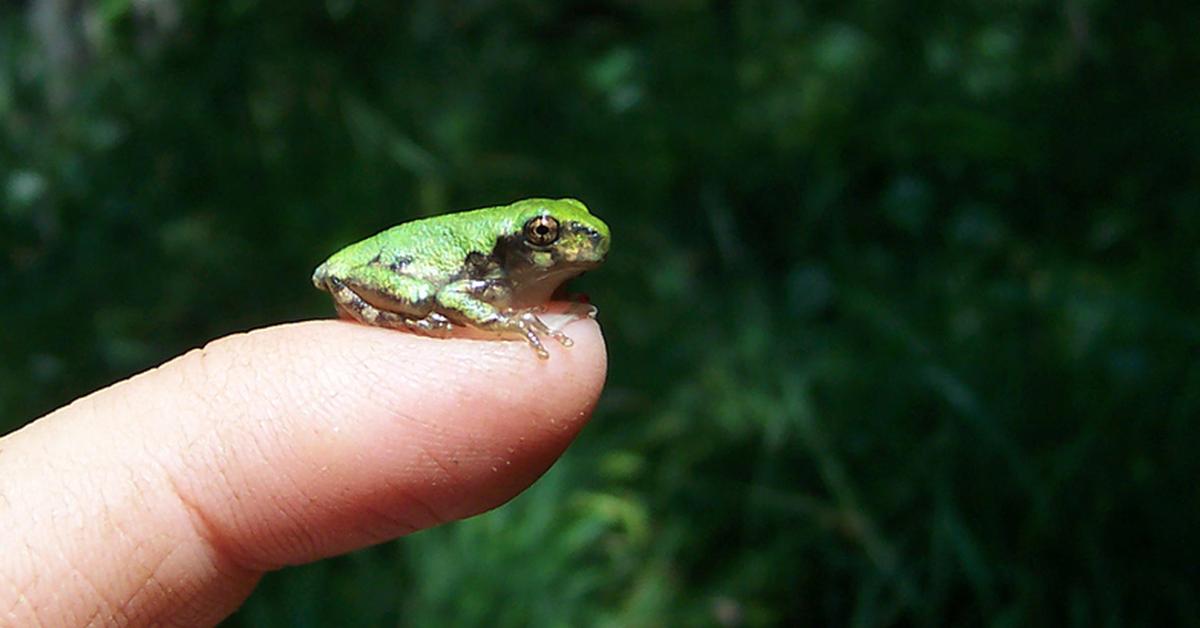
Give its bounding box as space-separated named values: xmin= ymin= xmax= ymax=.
xmin=324 ymin=276 xmax=383 ymax=324
xmin=324 ymin=277 xmax=454 ymax=337
xmin=402 ymin=312 xmax=455 ymax=336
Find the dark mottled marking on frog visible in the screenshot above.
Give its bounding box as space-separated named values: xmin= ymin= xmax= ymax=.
xmin=489 ymin=231 xmax=557 ymax=277
xmin=562 ymin=222 xmax=605 ymax=247
xmin=389 ymin=255 xmax=413 ymax=272
xmin=368 ymin=253 xmax=413 ymax=272
xmin=455 ymin=250 xmax=501 ymax=281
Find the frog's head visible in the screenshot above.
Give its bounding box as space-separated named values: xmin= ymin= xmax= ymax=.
xmin=500 ymin=198 xmax=611 ymax=274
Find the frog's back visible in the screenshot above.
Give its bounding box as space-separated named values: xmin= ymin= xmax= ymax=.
xmin=314 ymin=204 xmax=514 ymax=284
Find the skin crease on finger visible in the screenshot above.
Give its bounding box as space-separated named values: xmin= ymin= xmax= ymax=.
xmin=0 ymin=318 xmax=607 ymax=626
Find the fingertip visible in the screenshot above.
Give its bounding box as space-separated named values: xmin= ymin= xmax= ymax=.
xmin=163 ymin=318 xmax=608 ymax=567
xmin=0 ymin=314 xmax=609 ymax=625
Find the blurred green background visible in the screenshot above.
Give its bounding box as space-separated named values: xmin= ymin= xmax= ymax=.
xmin=3 ymin=1 xmax=1199 ymax=626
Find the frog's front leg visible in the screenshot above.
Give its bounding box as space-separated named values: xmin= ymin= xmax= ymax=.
xmin=321 ymin=274 xmax=455 ymax=337
xmin=435 ymin=280 xmax=572 ymax=359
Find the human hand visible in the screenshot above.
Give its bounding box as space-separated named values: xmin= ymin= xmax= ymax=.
xmin=0 ymin=320 xmax=606 ymax=625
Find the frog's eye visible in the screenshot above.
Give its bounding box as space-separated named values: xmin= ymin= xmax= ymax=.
xmin=524 ymin=215 xmax=560 ymax=246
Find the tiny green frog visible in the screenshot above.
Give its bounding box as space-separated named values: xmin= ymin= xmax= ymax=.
xmin=312 ymin=198 xmax=610 ymax=358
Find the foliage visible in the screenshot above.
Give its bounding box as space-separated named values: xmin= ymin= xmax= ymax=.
xmin=2 ymin=1 xmax=1199 ymax=625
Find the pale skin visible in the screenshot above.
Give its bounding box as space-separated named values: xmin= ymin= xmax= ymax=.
xmin=0 ymin=319 xmax=606 ymax=626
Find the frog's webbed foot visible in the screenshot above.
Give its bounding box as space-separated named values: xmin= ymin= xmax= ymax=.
xmin=511 ymin=310 xmax=576 ymax=358
xmin=499 ymin=304 xmax=599 ymax=358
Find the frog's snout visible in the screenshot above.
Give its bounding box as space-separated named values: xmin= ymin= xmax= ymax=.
xmin=311 ymin=262 xmax=329 ymax=290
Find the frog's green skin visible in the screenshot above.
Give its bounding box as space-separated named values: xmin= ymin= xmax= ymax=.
xmin=312 ymin=198 xmax=610 ymax=358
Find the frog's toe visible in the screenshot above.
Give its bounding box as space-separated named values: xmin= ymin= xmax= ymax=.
xmin=519 ymin=324 xmax=551 ymax=359
xmin=563 ymin=302 xmax=598 ymax=320
xmin=546 ymin=325 xmax=575 ymax=347
xmin=520 ymin=311 xmax=574 ymax=348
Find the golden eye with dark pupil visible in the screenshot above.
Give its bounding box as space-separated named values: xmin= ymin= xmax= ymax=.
xmin=524 ymin=215 xmax=560 ymax=246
